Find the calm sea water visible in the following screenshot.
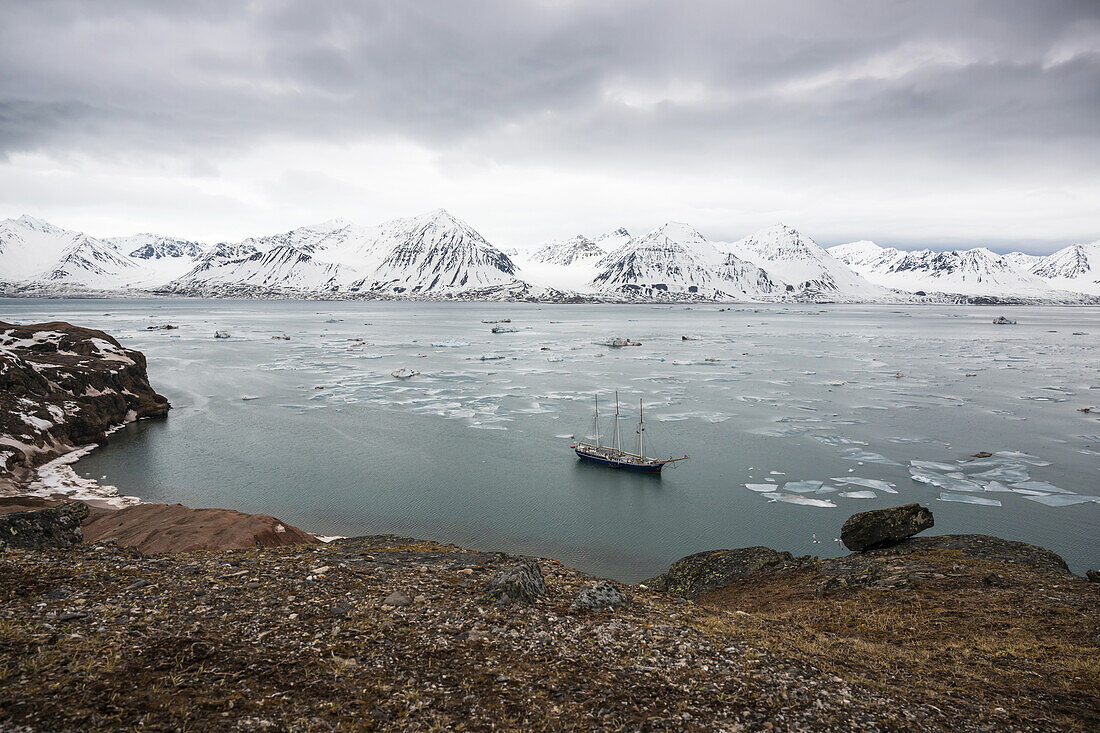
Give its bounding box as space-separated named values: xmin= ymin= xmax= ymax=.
xmin=2 ymin=298 xmax=1097 ymax=580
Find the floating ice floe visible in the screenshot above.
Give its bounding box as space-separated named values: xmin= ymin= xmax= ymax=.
xmin=478 ymin=353 xmax=505 ymax=361
xmin=1009 ymin=481 xmax=1073 ymax=494
xmin=431 ymin=340 xmax=470 ymax=348
xmin=745 ymin=483 xmax=776 ymax=492
xmin=969 ymin=464 xmax=1030 ymax=483
xmin=993 ymin=450 xmax=1052 ymax=466
xmin=938 ymin=492 xmax=1002 ymax=506
xmin=909 ymin=469 xmax=984 ymax=492
xmin=761 ymin=492 xmax=837 ymax=508
xmin=783 ymin=480 xmax=824 ymax=493
xmin=831 ymin=477 xmax=898 ymax=494
xmin=981 ymin=481 xmax=1013 ymax=492
xmin=910 ymin=459 xmax=958 ymax=472
xmin=839 ymin=490 xmax=877 ymax=499
xmin=842 ymin=450 xmax=902 ymax=466
xmin=1020 ymin=494 xmax=1100 ymax=507
xmin=811 ymin=435 xmax=867 ymax=446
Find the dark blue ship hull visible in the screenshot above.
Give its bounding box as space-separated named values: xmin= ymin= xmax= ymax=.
xmin=574 ymin=447 xmax=664 ymax=473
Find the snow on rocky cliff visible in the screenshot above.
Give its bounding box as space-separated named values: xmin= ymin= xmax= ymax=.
xmin=592 ymin=222 xmax=779 ymax=300
xmin=530 ymin=235 xmax=604 ymax=266
xmin=829 ymin=241 xmax=1059 ymax=297
xmin=1028 ymin=241 xmax=1100 ymax=295
xmin=726 ymin=225 xmax=883 ymax=298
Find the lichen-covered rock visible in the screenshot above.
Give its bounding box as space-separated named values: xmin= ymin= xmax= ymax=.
xmin=571 ymin=580 xmax=628 ymax=611
xmin=0 ymin=321 xmax=170 ymax=489
xmin=646 ymin=547 xmax=816 ymax=599
xmin=841 ymin=503 xmax=934 ymax=552
xmin=0 ymin=502 xmax=89 ymax=550
xmin=481 ymin=561 xmax=546 ymax=604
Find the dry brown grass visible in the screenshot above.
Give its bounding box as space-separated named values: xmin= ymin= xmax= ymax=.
xmin=694 ymin=553 xmax=1100 ymax=731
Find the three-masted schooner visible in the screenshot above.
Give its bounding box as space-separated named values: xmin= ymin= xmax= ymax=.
xmin=572 ymin=392 xmax=689 ymax=474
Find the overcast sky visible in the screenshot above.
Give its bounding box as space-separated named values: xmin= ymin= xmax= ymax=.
xmin=1 ymin=0 xmax=1097 ymax=253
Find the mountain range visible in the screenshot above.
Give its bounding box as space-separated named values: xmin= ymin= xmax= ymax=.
xmin=0 ymin=212 xmax=1096 ymax=303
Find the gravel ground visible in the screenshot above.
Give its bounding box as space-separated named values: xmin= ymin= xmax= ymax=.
xmin=0 ymin=536 xmax=953 ymax=732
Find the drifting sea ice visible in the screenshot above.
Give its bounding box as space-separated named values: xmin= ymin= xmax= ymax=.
xmin=1020 ymin=494 xmax=1100 ymax=507
xmin=1009 ymin=481 xmax=1074 ymax=494
xmin=745 ymin=483 xmax=778 ymax=492
xmin=839 ymin=490 xmax=877 ymax=499
xmin=431 ymin=340 xmax=470 ymax=348
xmin=969 ymin=464 xmax=1031 ymax=483
xmin=909 ymin=469 xmax=984 ymax=492
xmin=761 ymin=492 xmax=837 ymax=508
xmin=782 ymin=480 xmax=824 ymax=493
xmin=981 ymin=481 xmax=1014 ymax=492
xmin=910 ymin=459 xmax=959 ymax=472
xmin=842 ymin=450 xmax=902 ymax=466
xmin=993 ymin=450 xmax=1052 ymax=466
xmin=831 ymin=477 xmax=898 ymax=494
xmin=938 ymin=492 xmax=1002 ymax=506
xmin=811 ymin=435 xmax=867 ymax=446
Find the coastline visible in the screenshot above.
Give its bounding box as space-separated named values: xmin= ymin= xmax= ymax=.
xmin=1 ymin=318 xmax=1097 ymax=730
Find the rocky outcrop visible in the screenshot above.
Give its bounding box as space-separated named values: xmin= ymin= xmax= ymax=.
xmin=571 ymin=580 xmax=629 ymax=611
xmin=645 ymin=547 xmax=816 ymax=599
xmin=79 ymin=503 xmax=320 ymax=553
xmin=481 ymin=561 xmax=547 ymax=604
xmin=840 ymin=502 xmax=934 ymax=551
xmin=0 ymin=501 xmax=88 ymax=550
xmin=0 ymin=321 xmax=170 ymax=489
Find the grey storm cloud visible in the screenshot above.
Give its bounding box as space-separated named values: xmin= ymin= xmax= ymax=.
xmin=0 ymin=0 xmax=1098 ymax=250
xmin=2 ymin=0 xmax=1098 ymax=165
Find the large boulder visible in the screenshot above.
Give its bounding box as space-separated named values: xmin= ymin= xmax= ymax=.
xmin=481 ymin=561 xmax=547 ymax=604
xmin=646 ymin=547 xmax=815 ymax=599
xmin=0 ymin=502 xmax=89 ymax=550
xmin=841 ymin=503 xmax=934 ymax=552
xmin=571 ymin=580 xmax=629 ymax=611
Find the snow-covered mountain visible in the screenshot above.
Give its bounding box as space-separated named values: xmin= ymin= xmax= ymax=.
xmin=1027 ymin=241 xmax=1100 ymax=295
xmin=593 ymin=227 xmax=631 ymax=251
xmin=1003 ymin=251 xmax=1044 ymax=272
xmin=530 ymin=235 xmax=605 ymax=266
xmin=725 ymin=225 xmax=884 ymax=298
xmin=829 ymin=241 xmax=1058 ymax=297
xmin=1 ymin=212 xmax=1095 ymax=302
xmin=165 ymin=210 xmax=521 ymax=297
xmin=350 ymin=210 xmax=519 ymax=295
xmin=592 ymin=222 xmax=779 ymax=300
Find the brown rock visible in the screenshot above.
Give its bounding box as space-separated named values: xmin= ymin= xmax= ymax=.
xmin=841 ymin=503 xmax=934 ymax=552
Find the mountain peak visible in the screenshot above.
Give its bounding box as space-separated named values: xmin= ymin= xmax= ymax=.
xmin=11 ymin=214 xmax=64 ymax=234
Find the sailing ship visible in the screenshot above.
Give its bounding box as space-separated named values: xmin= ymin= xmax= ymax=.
xmin=572 ymin=392 xmax=689 ymax=474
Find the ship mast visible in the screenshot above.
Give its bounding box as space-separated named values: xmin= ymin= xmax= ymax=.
xmin=637 ymin=397 xmax=646 ymax=458
xmin=594 ymin=393 xmax=600 ymax=447
xmin=613 ymin=391 xmax=622 ymax=453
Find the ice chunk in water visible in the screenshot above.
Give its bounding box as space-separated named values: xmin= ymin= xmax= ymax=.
xmin=842 ymin=450 xmax=901 ymax=466
xmin=981 ymin=481 xmax=1014 ymax=493
xmin=993 ymin=450 xmax=1051 ymax=466
xmin=782 ymin=480 xmax=824 ymax=493
xmin=969 ymin=464 xmax=1030 ymax=483
xmin=1021 ymin=494 xmax=1100 ymax=507
xmin=811 ymin=435 xmax=867 ymax=446
xmin=1009 ymin=480 xmax=1073 ymax=494
xmin=745 ymin=483 xmax=777 ymax=492
xmin=909 ymin=469 xmax=983 ymax=492
xmin=839 ymin=490 xmax=877 ymax=499
xmin=761 ymin=492 xmax=837 ymax=508
xmin=938 ymin=492 xmax=1002 ymax=506
xmin=831 ymin=477 xmax=898 ymax=494
xmin=910 ymin=460 xmax=958 ymax=472
xmin=431 ymin=340 xmax=470 ymax=348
